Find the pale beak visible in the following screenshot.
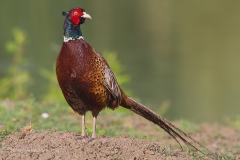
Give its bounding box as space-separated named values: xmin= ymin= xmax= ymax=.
xmin=82 ymin=12 xmax=92 ymax=19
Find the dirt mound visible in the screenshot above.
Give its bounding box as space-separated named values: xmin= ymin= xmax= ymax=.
xmin=1 ymin=119 xmax=240 ymax=160
xmin=0 ymin=130 xmax=208 ymax=160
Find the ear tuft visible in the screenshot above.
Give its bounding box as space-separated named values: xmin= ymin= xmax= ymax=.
xmin=62 ymin=11 xmax=68 ymax=16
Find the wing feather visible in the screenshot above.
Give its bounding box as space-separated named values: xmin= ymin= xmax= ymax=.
xmin=103 ymin=65 xmax=122 ymax=105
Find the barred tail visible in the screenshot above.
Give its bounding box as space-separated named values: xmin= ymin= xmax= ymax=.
xmin=121 ymin=96 xmax=212 ymax=157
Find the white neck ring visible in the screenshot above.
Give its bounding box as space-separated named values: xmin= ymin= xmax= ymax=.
xmin=63 ymin=36 xmax=84 ymax=42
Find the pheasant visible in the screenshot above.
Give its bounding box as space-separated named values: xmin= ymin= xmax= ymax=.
xmin=56 ymin=7 xmax=211 ymax=156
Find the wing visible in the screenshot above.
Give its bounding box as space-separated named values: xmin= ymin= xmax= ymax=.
xmin=92 ymin=48 xmax=122 ymax=106
xmin=103 ymin=64 xmax=122 ymax=105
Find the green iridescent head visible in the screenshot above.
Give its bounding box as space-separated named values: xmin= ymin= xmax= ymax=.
xmin=62 ymin=8 xmax=91 ymax=41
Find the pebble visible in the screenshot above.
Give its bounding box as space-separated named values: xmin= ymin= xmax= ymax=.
xmin=144 ymin=150 xmax=155 ymax=155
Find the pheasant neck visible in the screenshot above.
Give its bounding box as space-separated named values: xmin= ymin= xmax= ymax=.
xmin=63 ymin=20 xmax=84 ymax=42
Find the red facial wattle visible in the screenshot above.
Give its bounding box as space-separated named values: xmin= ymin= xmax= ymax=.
xmin=70 ymin=9 xmax=83 ymax=24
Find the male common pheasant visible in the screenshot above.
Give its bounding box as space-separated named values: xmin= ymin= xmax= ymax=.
xmin=56 ymin=7 xmax=211 ymax=155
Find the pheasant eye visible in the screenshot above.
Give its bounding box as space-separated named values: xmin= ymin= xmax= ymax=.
xmin=74 ymin=11 xmax=78 ymax=15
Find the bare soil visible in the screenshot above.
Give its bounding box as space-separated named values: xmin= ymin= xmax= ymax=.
xmin=0 ymin=115 xmax=240 ymax=160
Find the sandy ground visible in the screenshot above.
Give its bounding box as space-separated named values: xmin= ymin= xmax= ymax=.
xmin=1 ymin=131 xmax=196 ymax=160
xmin=0 ymin=115 xmax=239 ymax=160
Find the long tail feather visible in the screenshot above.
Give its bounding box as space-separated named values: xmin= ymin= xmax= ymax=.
xmin=121 ymin=96 xmax=212 ymax=157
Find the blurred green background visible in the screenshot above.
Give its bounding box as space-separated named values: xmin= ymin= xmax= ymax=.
xmin=1 ymin=1 xmax=240 ymax=122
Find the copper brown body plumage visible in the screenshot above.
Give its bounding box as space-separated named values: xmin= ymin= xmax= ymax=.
xmin=56 ymin=7 xmax=213 ymax=157
xmin=56 ymin=40 xmax=121 ymax=116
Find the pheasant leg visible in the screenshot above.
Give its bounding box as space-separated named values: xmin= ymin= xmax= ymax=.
xmin=92 ymin=116 xmax=97 ymax=138
xmin=81 ymin=114 xmax=86 ymax=136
